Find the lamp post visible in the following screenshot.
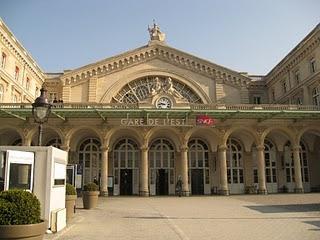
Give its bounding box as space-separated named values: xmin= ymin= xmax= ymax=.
xmin=32 ymin=86 xmax=52 ymax=146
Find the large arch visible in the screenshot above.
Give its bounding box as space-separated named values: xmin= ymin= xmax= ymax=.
xmin=100 ymin=69 xmax=212 ymax=104
xmin=112 ymin=137 xmax=140 ymax=195
xmin=105 ymin=127 xmax=143 ymax=148
xmin=145 ymin=127 xmax=181 ymax=150
xmin=0 ymin=126 xmax=23 ymax=145
xmin=223 ymin=126 xmax=259 ymax=152
xmin=67 ymin=126 xmax=103 ymax=150
xmin=29 ymin=126 xmax=64 ymax=147
xmin=297 ymin=126 xmax=320 ymax=192
xmin=185 ymin=127 xmax=221 ymax=152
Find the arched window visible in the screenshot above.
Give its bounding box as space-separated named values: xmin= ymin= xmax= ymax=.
xmin=12 ymin=95 xmax=17 ymax=103
xmin=149 ymin=138 xmax=175 ymax=190
xmin=11 ymin=139 xmax=22 ymax=146
xmin=0 ymin=84 xmax=4 ymax=102
xmin=26 ymin=78 xmax=30 ymax=91
xmin=149 ymin=138 xmax=174 ymax=169
xmin=113 ymin=76 xmax=202 ymax=104
xmin=300 ymin=142 xmax=309 ymax=183
xmin=188 ymin=139 xmax=209 ymax=169
xmin=284 ymin=141 xmax=309 ymax=183
xmin=312 ymin=86 xmax=320 ymax=106
xmin=1 ymin=52 xmax=6 ymax=68
xmin=264 ymin=139 xmax=277 ymax=183
xmin=14 ymin=66 xmax=20 ymax=80
xmin=78 ymin=138 xmax=101 ymax=186
xmin=113 ymin=138 xmax=139 ymax=192
xmin=46 ymin=138 xmax=61 ymax=149
xmin=188 ymin=139 xmax=210 ymax=194
xmin=227 ymin=138 xmax=244 ymax=184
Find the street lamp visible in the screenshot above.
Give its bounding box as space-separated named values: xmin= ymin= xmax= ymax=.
xmin=32 ymin=86 xmax=52 ymax=146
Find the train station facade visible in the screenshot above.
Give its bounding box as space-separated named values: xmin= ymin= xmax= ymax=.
xmin=1 ymin=19 xmax=320 ymax=196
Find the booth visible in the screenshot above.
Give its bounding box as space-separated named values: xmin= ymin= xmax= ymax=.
xmin=0 ymin=146 xmax=68 ymax=232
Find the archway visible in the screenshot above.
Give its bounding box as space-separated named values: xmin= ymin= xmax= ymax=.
xmin=112 ymin=138 xmax=139 ymax=196
xmin=188 ymin=138 xmax=210 ymax=195
xmin=149 ymin=138 xmax=175 ymax=195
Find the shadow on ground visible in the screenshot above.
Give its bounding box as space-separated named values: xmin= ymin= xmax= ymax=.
xmin=304 ymin=221 xmax=320 ymax=231
xmin=246 ymin=203 xmax=320 ymax=213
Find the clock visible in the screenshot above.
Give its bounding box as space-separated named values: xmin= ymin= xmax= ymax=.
xmin=156 ymin=97 xmax=172 ymax=109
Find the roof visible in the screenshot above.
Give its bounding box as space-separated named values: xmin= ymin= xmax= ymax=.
xmin=0 ymin=103 xmax=319 ymax=123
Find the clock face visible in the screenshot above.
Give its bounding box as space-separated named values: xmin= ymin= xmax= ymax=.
xmin=156 ymin=97 xmax=172 ymax=109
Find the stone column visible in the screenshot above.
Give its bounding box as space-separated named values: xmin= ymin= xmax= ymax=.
xmin=139 ymin=146 xmax=149 ymax=196
xmin=293 ymin=145 xmax=304 ymax=193
xmin=218 ymin=145 xmax=229 ymax=195
xmin=100 ymin=146 xmax=109 ymax=196
xmin=180 ymin=145 xmax=190 ymax=196
xmin=256 ymin=145 xmax=267 ymax=194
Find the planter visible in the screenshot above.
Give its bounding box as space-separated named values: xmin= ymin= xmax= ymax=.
xmin=0 ymin=220 xmax=46 ymax=240
xmin=65 ymin=195 xmax=77 ymax=221
xmin=82 ymin=191 xmax=99 ymax=209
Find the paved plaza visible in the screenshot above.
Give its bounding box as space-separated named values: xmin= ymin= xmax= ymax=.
xmin=46 ymin=194 xmax=320 ymax=240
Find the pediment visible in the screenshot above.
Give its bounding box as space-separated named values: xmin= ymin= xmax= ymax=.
xmin=60 ymin=43 xmax=251 ymax=89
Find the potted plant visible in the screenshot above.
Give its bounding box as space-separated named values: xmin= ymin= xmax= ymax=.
xmin=82 ymin=182 xmax=99 ymax=209
xmin=0 ymin=189 xmax=46 ymax=240
xmin=65 ymin=183 xmax=77 ymax=221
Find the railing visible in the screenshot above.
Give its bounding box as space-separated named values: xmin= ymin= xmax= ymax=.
xmin=189 ymin=103 xmax=320 ymax=111
xmin=0 ymin=102 xmax=320 ymax=111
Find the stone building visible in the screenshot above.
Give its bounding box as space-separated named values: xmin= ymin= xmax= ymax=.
xmin=1 ymin=19 xmax=320 ymax=196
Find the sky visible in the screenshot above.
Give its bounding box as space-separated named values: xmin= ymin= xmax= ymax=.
xmin=0 ymin=0 xmax=319 ymax=75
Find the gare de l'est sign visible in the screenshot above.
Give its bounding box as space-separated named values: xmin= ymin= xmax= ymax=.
xmin=120 ymin=115 xmax=215 ymax=126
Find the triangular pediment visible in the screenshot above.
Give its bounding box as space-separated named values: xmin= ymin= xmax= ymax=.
xmin=60 ymin=43 xmax=251 ymax=88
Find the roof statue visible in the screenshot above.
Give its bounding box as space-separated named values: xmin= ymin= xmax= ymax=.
xmin=148 ymin=20 xmax=166 ymax=42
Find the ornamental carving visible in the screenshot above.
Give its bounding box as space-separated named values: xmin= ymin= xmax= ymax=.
xmin=112 ymin=76 xmax=202 ymax=104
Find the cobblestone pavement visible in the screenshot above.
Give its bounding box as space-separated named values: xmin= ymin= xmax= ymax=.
xmin=45 ymin=193 xmax=320 ymax=240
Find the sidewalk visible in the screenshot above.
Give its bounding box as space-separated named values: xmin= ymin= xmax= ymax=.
xmin=45 ymin=194 xmax=320 ymax=240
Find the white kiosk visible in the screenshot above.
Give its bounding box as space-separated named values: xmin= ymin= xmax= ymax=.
xmin=0 ymin=146 xmax=68 ymax=232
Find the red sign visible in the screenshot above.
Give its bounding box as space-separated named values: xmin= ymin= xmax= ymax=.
xmin=196 ymin=115 xmax=215 ymax=126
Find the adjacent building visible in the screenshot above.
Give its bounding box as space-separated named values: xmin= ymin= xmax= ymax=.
xmin=1 ymin=18 xmax=320 ymax=196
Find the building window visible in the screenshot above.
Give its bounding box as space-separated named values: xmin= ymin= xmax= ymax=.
xmin=188 ymin=139 xmax=210 ymax=186
xmin=227 ymin=138 xmax=244 ymax=185
xmin=0 ymin=84 xmax=4 ymax=102
xmin=312 ymin=87 xmax=320 ymax=106
xmin=149 ymin=138 xmax=175 ymax=187
xmin=253 ymin=169 xmax=258 ymax=184
xmin=1 ymin=52 xmax=6 ymax=68
xmin=271 ymin=89 xmax=275 ymax=102
xmin=35 ymin=87 xmax=38 ymax=97
xmin=296 ymin=97 xmax=302 ymax=105
xmin=294 ymin=70 xmax=300 ymax=85
xmin=264 ymin=140 xmax=277 ymax=183
xmin=14 ymin=66 xmax=20 ymax=80
xmin=284 ymin=141 xmax=309 ymax=184
xmin=12 ymin=94 xmax=17 ymax=103
xmin=78 ymin=138 xmax=101 ymax=185
xmin=113 ymin=138 xmax=139 ymax=190
xmin=253 ymin=96 xmax=261 ymax=104
xmin=26 ymin=78 xmax=30 ymax=91
xmin=282 ymin=80 xmax=287 ymax=94
xmin=46 ymin=138 xmax=61 ymax=149
xmin=310 ymin=59 xmax=316 ymax=74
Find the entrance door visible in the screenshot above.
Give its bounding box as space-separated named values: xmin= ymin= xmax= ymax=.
xmin=120 ymin=169 xmax=133 ymax=195
xmin=191 ymin=169 xmax=204 ymax=195
xmin=156 ymin=169 xmax=168 ymax=195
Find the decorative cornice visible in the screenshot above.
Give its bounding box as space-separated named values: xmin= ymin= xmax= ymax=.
xmin=265 ymin=24 xmax=320 ymax=84
xmin=60 ymin=44 xmax=252 ymax=89
xmin=0 ymin=19 xmax=44 ymax=82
